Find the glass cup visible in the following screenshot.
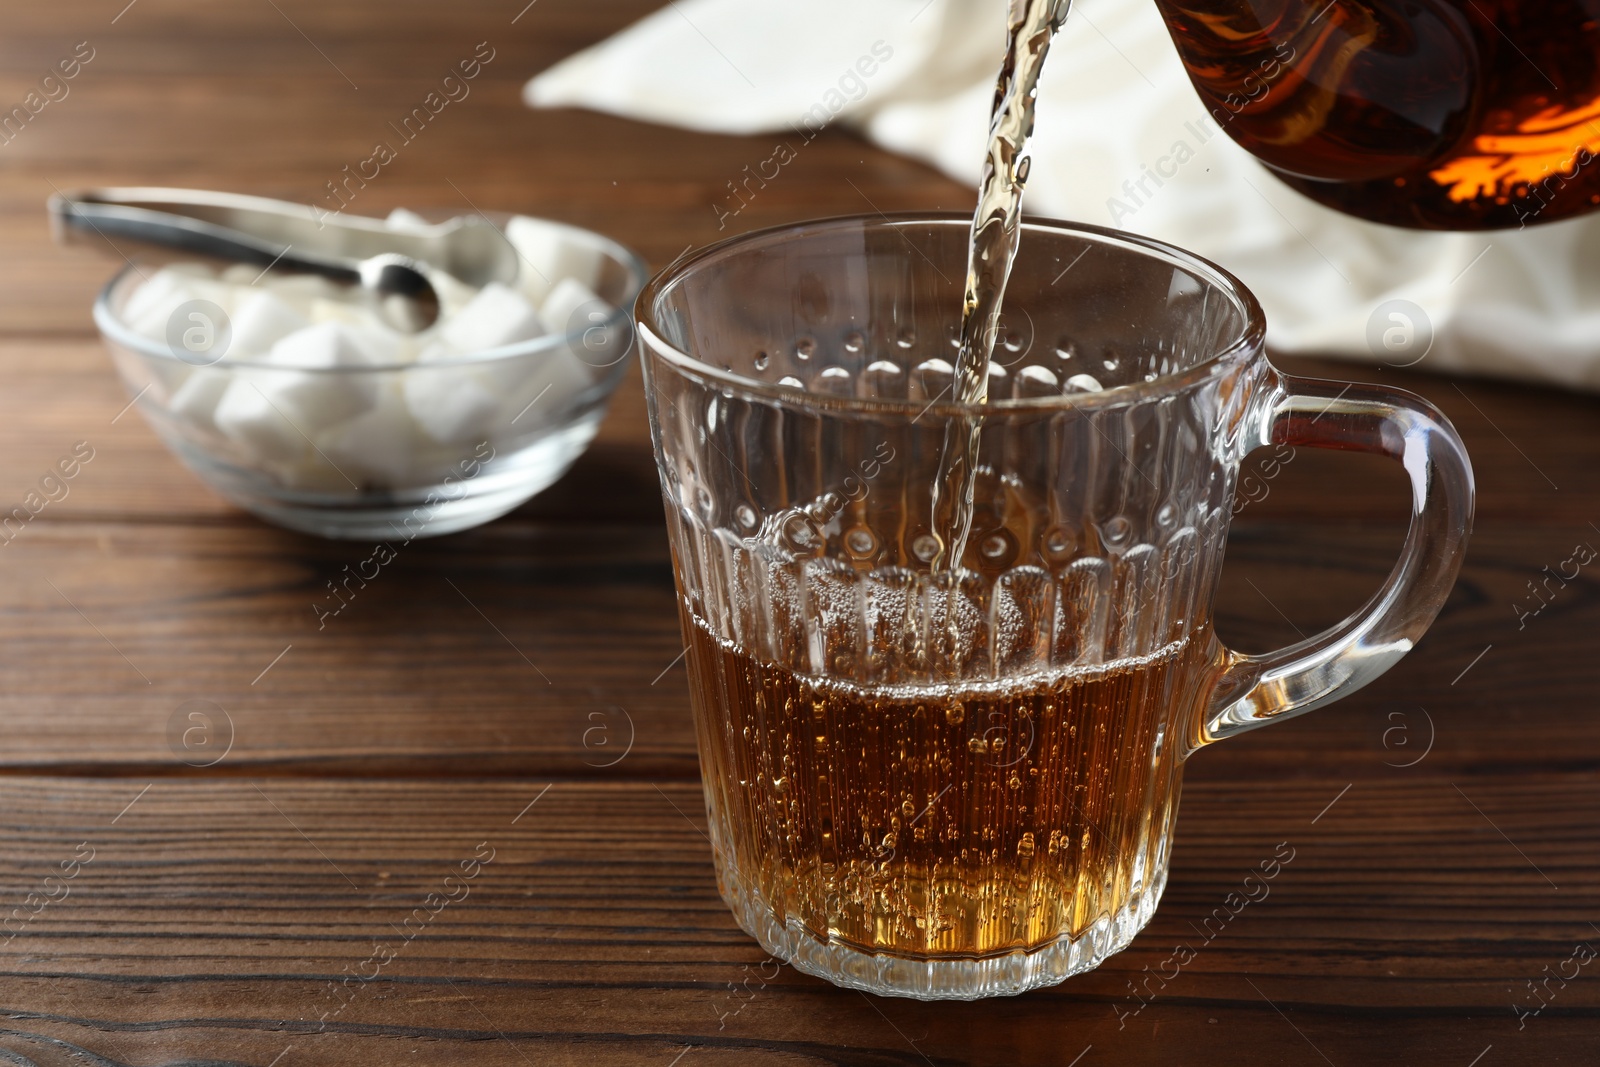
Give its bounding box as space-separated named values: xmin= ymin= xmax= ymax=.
xmin=635 ymin=213 xmax=1473 ymax=1000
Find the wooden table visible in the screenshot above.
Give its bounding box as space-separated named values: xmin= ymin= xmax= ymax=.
xmin=0 ymin=2 xmax=1594 ymax=1063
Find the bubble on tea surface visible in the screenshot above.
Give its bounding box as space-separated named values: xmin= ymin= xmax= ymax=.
xmin=753 ymin=350 xmax=770 ymax=371
xmin=777 ymin=375 xmax=804 ymax=389
xmin=794 ymin=336 xmax=816 ymax=360
xmin=842 ymin=330 xmax=866 ymax=353
xmin=1064 ymin=373 xmax=1103 ymax=393
xmin=895 ymin=328 xmax=916 ymax=349
xmin=980 ymin=532 xmax=1010 ymax=560
xmin=1054 ymin=339 xmax=1078 ymax=363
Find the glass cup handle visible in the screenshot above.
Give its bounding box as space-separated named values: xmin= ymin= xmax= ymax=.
xmin=1201 ymin=373 xmax=1475 ymax=745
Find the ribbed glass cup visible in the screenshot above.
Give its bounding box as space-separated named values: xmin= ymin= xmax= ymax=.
xmin=635 ymin=214 xmax=1472 ymax=999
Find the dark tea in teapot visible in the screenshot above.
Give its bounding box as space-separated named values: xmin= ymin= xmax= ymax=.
xmin=1157 ymin=0 xmax=1600 ymax=229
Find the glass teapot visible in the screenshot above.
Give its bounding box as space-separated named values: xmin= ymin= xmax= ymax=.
xmin=1154 ymin=0 xmax=1600 ymax=229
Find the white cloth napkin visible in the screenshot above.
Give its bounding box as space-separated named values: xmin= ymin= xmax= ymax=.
xmin=526 ymin=0 xmax=1600 ymax=391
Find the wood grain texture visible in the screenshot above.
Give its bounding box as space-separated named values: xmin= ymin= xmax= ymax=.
xmin=0 ymin=778 xmax=1591 ymax=1066
xmin=0 ymin=0 xmax=1594 ymax=1062
xmin=0 ymin=518 xmax=1584 ymax=784
xmin=0 ymin=340 xmax=1587 ymax=531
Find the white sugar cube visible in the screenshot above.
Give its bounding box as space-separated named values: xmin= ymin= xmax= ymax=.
xmin=539 ymin=278 xmax=615 ymax=350
xmin=161 ymin=264 xmax=235 ymax=308
xmin=260 ymin=273 xmax=341 ymax=316
xmin=268 ymin=322 xmax=378 ymax=369
xmin=453 ymin=280 xmax=615 ymax=431
xmin=168 ymin=368 xmax=232 ymax=432
xmin=308 ymin=297 xmax=371 ymax=328
xmin=439 ymin=282 xmax=546 ymax=354
xmin=304 ymin=299 xmax=414 ymax=362
xmin=256 ymin=377 xmax=375 ymax=432
xmin=497 ymin=344 xmax=595 ymax=433
xmin=213 ymin=375 xmax=308 ymax=464
xmin=255 ymin=323 xmax=382 ymax=429
xmin=123 ymin=268 xmax=201 ymax=340
xmin=143 ymin=359 xmax=193 ymax=407
xmin=317 ymin=389 xmax=418 ymax=486
xmin=229 ymin=290 xmax=310 ymax=358
xmin=430 ymin=271 xmax=479 ymax=319
xmin=505 ymin=216 xmax=604 ymax=305
xmin=404 ymin=367 xmax=501 ymax=446
xmin=269 ymin=274 xmax=336 ymax=296
xmin=349 ymin=325 xmax=407 ymax=365
xmin=128 ymin=209 xmax=624 ymax=504
xmin=415 ymin=340 xmax=451 ymax=364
